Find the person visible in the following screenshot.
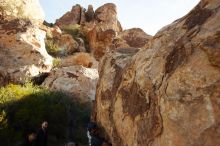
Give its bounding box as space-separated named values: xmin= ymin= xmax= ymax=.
xmin=87 ymin=122 xmax=110 ymax=146
xmin=20 ymin=129 xmax=37 ymax=146
xmin=65 ymin=142 xmax=78 ymax=146
xmin=36 ymin=121 xmax=48 ymax=146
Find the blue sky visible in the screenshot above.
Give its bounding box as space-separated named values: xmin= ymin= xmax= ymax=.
xmin=39 ymin=0 xmax=200 ymax=35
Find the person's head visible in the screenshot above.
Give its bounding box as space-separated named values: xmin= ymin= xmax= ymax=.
xmin=26 ymin=130 xmax=37 ymax=142
xmin=41 ymin=121 xmax=48 ymax=130
xmin=67 ymin=142 xmax=78 ymax=146
xmin=87 ymin=122 xmax=98 ymax=135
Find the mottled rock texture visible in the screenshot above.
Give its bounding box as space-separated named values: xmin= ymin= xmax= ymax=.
xmin=93 ymin=0 xmax=220 ymax=146
xmin=55 ymin=4 xmax=86 ymax=26
xmin=42 ymin=66 xmax=99 ymax=102
xmin=0 ymin=0 xmax=44 ymax=23
xmin=113 ymin=28 xmax=152 ymax=49
xmin=84 ymin=3 xmax=122 ymax=60
xmin=56 ymin=3 xmax=122 ymax=60
xmin=0 ymin=0 xmax=52 ymax=85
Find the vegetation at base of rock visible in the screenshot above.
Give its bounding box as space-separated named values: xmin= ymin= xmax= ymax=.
xmin=0 ymin=82 xmax=91 ymax=146
xmin=61 ymin=24 xmax=81 ymax=38
xmin=52 ymin=57 xmax=61 ymax=68
xmin=46 ymin=31 xmax=53 ymax=39
xmin=61 ymin=24 xmax=90 ymax=52
xmin=45 ymin=39 xmax=62 ymax=56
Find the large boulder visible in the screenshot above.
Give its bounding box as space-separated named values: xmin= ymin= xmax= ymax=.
xmin=0 ymin=0 xmax=52 ymax=85
xmin=83 ymin=3 xmax=122 ymax=60
xmin=42 ymin=66 xmax=99 ymax=102
xmin=93 ymin=0 xmax=220 ymax=146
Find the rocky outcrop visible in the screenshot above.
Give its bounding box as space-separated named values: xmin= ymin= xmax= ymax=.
xmin=56 ymin=3 xmax=122 ymax=60
xmin=94 ymin=0 xmax=220 ymax=146
xmin=85 ymin=5 xmax=95 ymax=22
xmin=55 ymin=4 xmax=86 ymax=27
xmin=0 ymin=0 xmax=52 ymax=85
xmin=83 ymin=3 xmax=122 ymax=59
xmin=42 ymin=66 xmax=99 ymax=102
xmin=44 ymin=24 xmax=88 ymax=57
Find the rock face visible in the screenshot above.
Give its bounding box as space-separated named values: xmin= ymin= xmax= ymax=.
xmin=44 ymin=25 xmax=88 ymax=57
xmin=58 ymin=34 xmax=79 ymax=54
xmin=0 ymin=0 xmax=52 ymax=85
xmin=84 ymin=3 xmax=122 ymax=59
xmin=0 ymin=0 xmax=44 ymax=23
xmin=55 ymin=4 xmax=86 ymax=27
xmin=93 ymin=0 xmax=220 ymax=146
xmin=42 ymin=66 xmax=99 ymax=102
xmin=56 ymin=3 xmax=122 ymax=60
xmin=114 ymin=28 xmax=152 ymax=49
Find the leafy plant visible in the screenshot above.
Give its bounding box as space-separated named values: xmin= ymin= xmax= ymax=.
xmin=61 ymin=24 xmax=80 ymax=39
xmin=52 ymin=58 xmax=61 ymax=68
xmin=45 ymin=39 xmax=62 ymax=56
xmin=0 ymin=83 xmax=91 ymax=146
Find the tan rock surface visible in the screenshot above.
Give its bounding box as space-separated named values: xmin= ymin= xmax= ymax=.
xmin=57 ymin=34 xmax=79 ymax=55
xmin=55 ymin=4 xmax=86 ymax=27
xmin=0 ymin=0 xmax=52 ymax=85
xmin=55 ymin=3 xmax=123 ymax=60
xmin=93 ymin=1 xmax=220 ymax=146
xmin=42 ymin=66 xmax=99 ymax=102
xmin=84 ymin=3 xmax=122 ymax=60
xmin=113 ymin=28 xmax=152 ymax=50
xmin=0 ymin=0 xmax=44 ymax=23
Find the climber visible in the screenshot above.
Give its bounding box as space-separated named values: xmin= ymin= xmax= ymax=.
xmin=20 ymin=129 xmax=37 ymax=146
xmin=87 ymin=122 xmax=111 ymax=146
xmin=36 ymin=121 xmax=48 ymax=146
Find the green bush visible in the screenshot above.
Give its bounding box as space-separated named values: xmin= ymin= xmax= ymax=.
xmin=0 ymin=83 xmax=91 ymax=146
xmin=46 ymin=31 xmax=53 ymax=39
xmin=61 ymin=24 xmax=81 ymax=39
xmin=52 ymin=58 xmax=61 ymax=68
xmin=45 ymin=39 xmax=62 ymax=56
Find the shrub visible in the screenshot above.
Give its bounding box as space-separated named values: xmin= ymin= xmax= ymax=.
xmin=52 ymin=58 xmax=61 ymax=68
xmin=0 ymin=83 xmax=91 ymax=146
xmin=46 ymin=31 xmax=53 ymax=39
xmin=61 ymin=24 xmax=80 ymax=39
xmin=73 ymin=53 xmax=94 ymax=68
xmin=45 ymin=39 xmax=62 ymax=56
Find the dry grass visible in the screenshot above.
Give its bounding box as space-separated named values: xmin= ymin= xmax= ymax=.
xmin=73 ymin=52 xmax=94 ymax=68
